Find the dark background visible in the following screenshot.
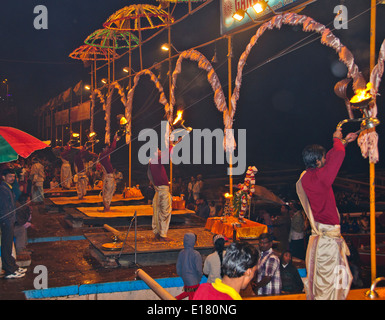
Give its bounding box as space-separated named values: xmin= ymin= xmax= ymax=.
xmin=1 ymin=0 xmax=384 ymax=185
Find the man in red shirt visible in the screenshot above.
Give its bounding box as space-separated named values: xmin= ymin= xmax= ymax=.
xmin=148 ymin=136 xmax=183 ymax=241
xmin=148 ymin=146 xmax=173 ymax=241
xmin=193 ymin=242 xmax=258 ymax=300
xmin=296 ymin=128 xmax=357 ymax=300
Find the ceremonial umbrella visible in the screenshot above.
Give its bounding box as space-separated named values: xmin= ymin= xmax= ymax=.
xmin=103 ymin=4 xmax=174 ymax=70
xmin=252 ymin=185 xmax=285 ymax=206
xmin=84 ymin=29 xmax=139 ymax=50
xmin=69 ymin=44 xmax=120 ymax=61
xmin=84 ymin=29 xmax=139 ymax=83
xmin=0 ymin=127 xmax=50 ymax=164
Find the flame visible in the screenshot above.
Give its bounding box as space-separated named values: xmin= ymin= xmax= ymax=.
xmin=89 ymin=132 xmax=96 ymax=138
xmin=119 ymin=116 xmax=128 ymax=125
xmin=350 ymin=82 xmax=372 ymax=104
xmin=173 ymin=110 xmax=183 ymax=125
xmin=224 ymin=192 xmax=233 ymax=198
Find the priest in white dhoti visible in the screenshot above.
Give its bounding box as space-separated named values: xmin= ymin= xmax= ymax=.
xmin=296 ymin=128 xmax=357 ymax=300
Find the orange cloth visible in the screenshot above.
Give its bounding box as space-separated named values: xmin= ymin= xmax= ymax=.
xmin=205 ymin=216 xmax=267 ymax=240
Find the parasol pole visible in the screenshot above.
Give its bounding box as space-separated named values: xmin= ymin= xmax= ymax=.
xmin=369 ymin=0 xmax=377 ymax=284
xmin=50 ymin=108 xmax=53 ymax=143
xmin=129 ymin=35 xmax=133 ymax=188
xmin=61 ymin=105 xmax=64 ymax=146
xmin=55 ymin=106 xmax=58 ymax=147
xmin=138 ymin=15 xmax=143 ymax=71
xmin=112 ymin=51 xmax=115 ymax=83
xmin=168 ymin=5 xmax=173 ymax=196
xmin=228 ymin=35 xmax=233 ymax=196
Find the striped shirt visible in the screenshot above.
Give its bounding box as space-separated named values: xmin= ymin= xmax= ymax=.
xmin=256 ymin=248 xmax=281 ymax=296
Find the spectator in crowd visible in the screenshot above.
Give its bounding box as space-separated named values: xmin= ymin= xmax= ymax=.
xmin=203 ymin=234 xmax=226 ymax=283
xmin=358 ymin=214 xmax=370 ymax=234
xmin=145 ymin=182 xmax=155 ymax=205
xmin=193 ymin=241 xmax=258 ymax=300
xmin=176 ymin=233 xmax=203 ymax=300
xmin=50 ymin=176 xmax=58 ymax=190
xmin=260 ymin=209 xmax=273 ymax=235
xmin=195 ymin=196 xmax=210 ymax=220
xmin=30 ymin=157 xmax=45 ymax=204
xmin=209 ymin=201 xmax=216 ymax=217
xmin=346 ymin=239 xmax=363 ymax=288
xmin=272 ymin=205 xmax=291 ymax=253
xmin=288 ymin=202 xmax=306 ymax=260
xmin=279 ymin=251 xmax=304 ymax=294
xmin=187 ymin=176 xmax=195 ymax=204
xmin=252 ymin=233 xmax=281 ymax=296
xmin=193 ymin=174 xmax=204 ymax=201
xmin=0 ymin=168 xmax=27 ymax=279
xmin=14 ymin=193 xmax=33 ymax=256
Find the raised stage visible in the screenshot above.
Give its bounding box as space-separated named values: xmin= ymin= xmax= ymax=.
xmin=44 ymin=186 xmax=102 ymax=198
xmin=46 ymin=194 xmax=144 ymax=207
xmin=64 ymin=203 xmax=197 ymax=228
xmin=85 ymin=224 xmax=259 ymax=268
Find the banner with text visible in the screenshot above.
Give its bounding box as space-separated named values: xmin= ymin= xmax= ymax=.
xmin=220 ymin=0 xmax=312 ymax=35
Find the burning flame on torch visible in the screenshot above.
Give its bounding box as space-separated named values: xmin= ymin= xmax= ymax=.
xmin=173 ymin=110 xmax=183 ymax=125
xmin=350 ymin=82 xmax=372 ymax=104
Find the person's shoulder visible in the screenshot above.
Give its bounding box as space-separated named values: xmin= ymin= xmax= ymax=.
xmin=270 ymin=253 xmax=281 ymax=263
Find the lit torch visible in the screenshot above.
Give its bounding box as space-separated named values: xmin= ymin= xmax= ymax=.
xmin=172 ymin=110 xmax=192 ymax=132
xmin=85 ymin=131 xmax=99 ymax=149
xmin=350 ymin=82 xmax=373 ymax=109
xmin=336 ymin=82 xmax=380 ymax=143
xmin=173 ymin=110 xmax=183 ymax=126
xmin=116 ymin=114 xmax=129 ymax=140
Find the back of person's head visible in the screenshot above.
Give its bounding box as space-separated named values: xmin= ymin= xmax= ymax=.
xmin=222 ymin=242 xmax=258 ymax=278
xmin=302 ymin=144 xmax=326 ymax=169
xmin=213 ymin=235 xmax=225 ymax=253
xmin=183 ymin=232 xmax=197 ymax=249
xmin=213 ymin=234 xmax=226 ymax=277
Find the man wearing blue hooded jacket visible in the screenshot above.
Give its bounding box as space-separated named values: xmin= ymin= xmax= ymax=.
xmin=176 ymin=233 xmax=203 ymax=299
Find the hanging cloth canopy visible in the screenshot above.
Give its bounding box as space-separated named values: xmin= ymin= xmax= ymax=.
xmin=69 ymin=44 xmax=120 ymax=61
xmin=84 ymin=29 xmax=140 ymax=50
xmin=103 ymin=4 xmax=173 ymax=31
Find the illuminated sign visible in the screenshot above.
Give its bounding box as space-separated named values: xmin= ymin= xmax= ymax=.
xmin=220 ymin=0 xmax=312 ymax=35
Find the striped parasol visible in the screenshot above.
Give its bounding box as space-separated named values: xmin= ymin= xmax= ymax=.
xmin=0 ymin=127 xmax=50 ymax=164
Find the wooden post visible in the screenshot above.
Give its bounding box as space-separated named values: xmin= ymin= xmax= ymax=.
xmin=168 ymin=7 xmax=173 ymax=196
xmin=228 ymin=35 xmax=233 ymax=196
xmin=128 ymin=36 xmax=133 ymax=188
xmin=369 ymin=0 xmax=377 ymax=284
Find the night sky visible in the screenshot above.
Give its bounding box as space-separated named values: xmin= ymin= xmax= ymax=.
xmin=1 ymin=0 xmax=385 ymax=182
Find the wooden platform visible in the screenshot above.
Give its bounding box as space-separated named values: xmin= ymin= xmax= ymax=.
xmin=77 ymin=205 xmax=192 ymax=218
xmin=85 ymin=226 xmax=242 ymax=268
xmin=65 ymin=205 xmax=197 ymax=228
xmin=44 ymin=187 xmax=102 ymax=198
xmin=46 ymin=194 xmax=144 ymax=207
